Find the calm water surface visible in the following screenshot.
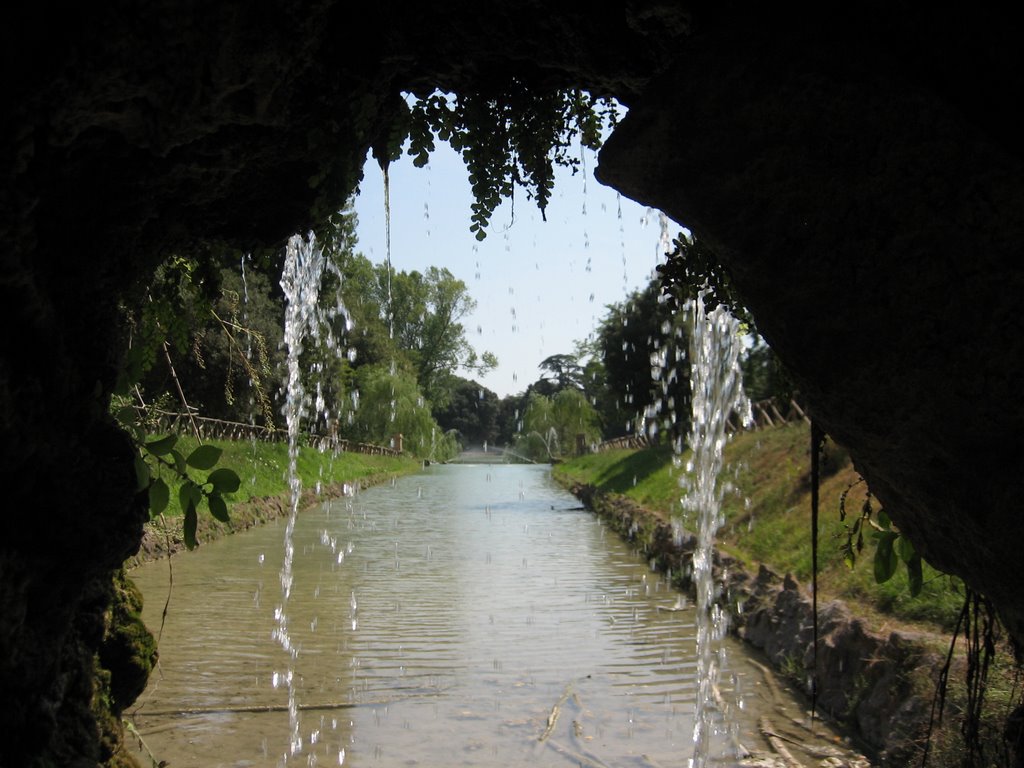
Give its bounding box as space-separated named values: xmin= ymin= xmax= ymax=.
xmin=128 ymin=464 xmax=856 ymax=767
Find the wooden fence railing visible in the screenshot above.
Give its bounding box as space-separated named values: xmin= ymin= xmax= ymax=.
xmin=592 ymin=435 xmax=650 ymax=453
xmin=129 ymin=407 xmax=403 ymax=457
xmin=736 ymin=397 xmax=811 ymax=431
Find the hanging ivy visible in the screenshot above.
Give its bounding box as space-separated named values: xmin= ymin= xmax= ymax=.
xmin=656 ymin=232 xmax=753 ymax=326
xmin=405 ymin=84 xmax=618 ymax=239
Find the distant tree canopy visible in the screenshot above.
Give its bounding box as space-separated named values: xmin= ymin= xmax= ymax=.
xmin=486 ymin=269 xmax=795 ymax=458
xmin=596 ymin=278 xmax=691 ymax=443
xmin=130 ymin=206 xmax=493 ymax=460
xmin=131 ymin=208 xmax=794 ymax=464
xmin=434 ymin=377 xmax=500 ymax=447
xmin=515 ymin=388 xmax=601 ymax=461
xmin=590 ymin=273 xmax=794 ymax=445
xmin=538 ymin=353 xmax=584 ymax=392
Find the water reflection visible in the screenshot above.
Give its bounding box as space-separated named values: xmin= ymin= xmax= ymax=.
xmin=128 ymin=464 xmax=851 ymax=767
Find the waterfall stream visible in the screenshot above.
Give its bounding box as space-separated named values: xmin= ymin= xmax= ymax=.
xmin=682 ymin=293 xmax=753 ymax=766
xmin=278 ymin=232 xmax=343 ymax=762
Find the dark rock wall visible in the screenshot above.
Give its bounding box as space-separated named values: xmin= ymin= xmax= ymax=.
xmin=3 ymin=1 xmax=1023 ymax=762
xmin=1 ymin=3 xmax=395 ymax=762
xmin=2 ymin=4 xmax=687 ymax=763
xmin=596 ymin=7 xmax=1024 ymax=649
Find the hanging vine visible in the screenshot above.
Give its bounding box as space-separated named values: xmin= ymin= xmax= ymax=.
xmin=402 ymin=84 xmax=618 ymax=239
xmin=838 ymin=475 xmax=924 ymax=596
xmin=656 ymin=231 xmax=753 ymax=326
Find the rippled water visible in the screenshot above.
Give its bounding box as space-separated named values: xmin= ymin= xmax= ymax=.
xmin=128 ymin=464 xmax=855 ymax=767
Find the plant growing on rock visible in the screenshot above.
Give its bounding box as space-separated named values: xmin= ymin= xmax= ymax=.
xmin=839 ymin=477 xmax=923 ymax=597
xmin=403 ymin=86 xmax=618 ymax=238
xmin=115 ymin=411 xmax=240 ymax=550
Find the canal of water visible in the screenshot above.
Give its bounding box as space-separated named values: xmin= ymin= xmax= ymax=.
xmin=128 ymin=463 xmax=861 ymax=767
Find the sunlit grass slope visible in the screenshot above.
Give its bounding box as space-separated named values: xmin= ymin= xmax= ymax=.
xmin=555 ymin=423 xmax=964 ymax=632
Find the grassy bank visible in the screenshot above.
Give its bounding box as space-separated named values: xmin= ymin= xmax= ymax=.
xmin=555 ymin=425 xmax=1024 ymax=765
xmin=128 ymin=436 xmax=420 ymax=564
xmin=148 ymin=435 xmax=420 ymax=518
xmin=554 ymin=422 xmax=963 ymax=632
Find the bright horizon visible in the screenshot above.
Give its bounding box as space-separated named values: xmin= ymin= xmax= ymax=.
xmin=352 ymin=138 xmax=678 ymax=399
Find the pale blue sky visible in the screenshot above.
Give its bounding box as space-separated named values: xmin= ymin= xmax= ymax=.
xmin=352 ymin=138 xmax=676 ymax=398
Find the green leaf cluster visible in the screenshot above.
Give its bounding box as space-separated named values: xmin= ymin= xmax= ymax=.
xmin=657 ymin=232 xmax=753 ymax=328
xmin=119 ymin=410 xmax=241 ymax=550
xmin=407 ymin=87 xmax=617 ymax=239
xmin=839 ymin=480 xmax=923 ymax=596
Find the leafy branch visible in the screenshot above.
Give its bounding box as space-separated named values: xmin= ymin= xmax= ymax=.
xmin=839 ymin=476 xmax=923 ymax=596
xmin=209 ymin=301 xmax=275 ymax=428
xmin=657 ymin=232 xmax=753 ymax=327
xmin=117 ymin=409 xmax=240 ymax=550
xmin=405 ymin=86 xmax=618 ymax=239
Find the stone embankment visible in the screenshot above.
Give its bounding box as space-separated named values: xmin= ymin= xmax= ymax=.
xmin=567 ymin=482 xmax=938 ymax=764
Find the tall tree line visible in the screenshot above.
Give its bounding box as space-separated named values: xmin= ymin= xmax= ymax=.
xmin=133 ymin=208 xmax=494 ymax=460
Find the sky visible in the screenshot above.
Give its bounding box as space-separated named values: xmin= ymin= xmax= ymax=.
xmin=351 ymin=137 xmax=678 ymax=398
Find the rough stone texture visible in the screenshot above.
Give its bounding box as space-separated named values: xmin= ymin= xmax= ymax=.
xmin=3 ymin=2 xmax=1024 ymax=762
xmin=570 ymin=482 xmax=935 ymax=762
xmin=736 ymin=568 xmax=935 ymax=764
xmin=596 ymin=7 xmax=1024 ymax=650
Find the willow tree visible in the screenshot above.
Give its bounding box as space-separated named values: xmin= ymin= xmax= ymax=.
xmin=519 ymin=388 xmax=601 ymax=460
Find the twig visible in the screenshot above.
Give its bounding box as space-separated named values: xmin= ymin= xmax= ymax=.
xmin=759 ymin=717 xmax=804 ymax=768
xmin=539 ymin=681 xmax=575 ymax=742
xmin=161 ymin=340 xmax=201 ymax=441
xmin=748 ymin=658 xmax=785 ymax=706
xmin=136 ymin=688 xmax=453 ymax=722
xmin=136 ymin=701 xmax=359 ymax=718
xmin=209 ymin=308 xmax=275 ymax=428
xmin=155 ymin=513 xmax=174 ymax=654
xmin=811 ymin=420 xmax=825 ymax=728
xmin=123 ymin=719 xmax=165 ymax=768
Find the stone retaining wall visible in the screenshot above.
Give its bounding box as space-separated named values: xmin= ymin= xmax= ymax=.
xmin=567 ymin=482 xmax=938 ymax=764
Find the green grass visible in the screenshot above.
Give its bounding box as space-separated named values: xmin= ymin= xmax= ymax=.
xmin=557 ymin=444 xmax=683 ymax=511
xmin=150 ymin=435 xmax=420 ymax=518
xmin=555 ymin=423 xmax=966 ymax=633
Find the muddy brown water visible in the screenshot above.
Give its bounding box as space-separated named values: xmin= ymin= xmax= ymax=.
xmin=128 ymin=463 xmax=863 ymax=767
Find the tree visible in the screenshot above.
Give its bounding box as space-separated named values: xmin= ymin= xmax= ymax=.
xmin=321 ymin=216 xmax=497 ymax=415
xmin=383 ymin=265 xmax=497 ymax=408
xmin=434 ymin=377 xmax=500 ymax=447
xmin=347 ymin=362 xmax=457 ymax=460
xmin=551 ymin=388 xmax=602 ymax=451
xmin=520 ymin=392 xmax=558 ymax=459
xmin=572 ymin=335 xmax=614 ymax=430
xmin=597 ymin=278 xmax=691 ymax=444
xmin=518 ymin=389 xmax=601 ymax=460
xmin=538 ymin=353 xmax=584 ymax=392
